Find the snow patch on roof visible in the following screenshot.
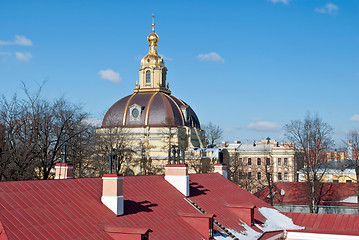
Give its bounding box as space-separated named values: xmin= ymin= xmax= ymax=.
xmin=341 ymin=196 xmax=358 ymax=203
xmin=214 ymin=225 xmax=262 ymax=240
xmin=258 ymin=207 xmax=304 ymax=231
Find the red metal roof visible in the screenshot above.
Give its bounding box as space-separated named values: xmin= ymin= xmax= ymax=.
xmin=0 ymin=173 xmax=280 ymax=240
xmin=255 ymin=182 xmax=358 ymax=206
xmin=284 ymin=212 xmax=359 ymax=236
xmin=188 ymin=174 xmax=272 ymax=232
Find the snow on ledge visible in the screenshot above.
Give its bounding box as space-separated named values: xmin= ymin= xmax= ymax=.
xmin=258 ymin=207 xmax=304 ymax=231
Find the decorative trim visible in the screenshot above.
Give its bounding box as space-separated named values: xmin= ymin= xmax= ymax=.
xmin=163 ymin=94 xmax=185 ymax=125
xmin=144 ymin=92 xmax=158 ymax=126
xmin=122 ymin=93 xmax=137 ymax=125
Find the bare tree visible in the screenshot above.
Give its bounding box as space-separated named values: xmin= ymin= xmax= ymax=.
xmin=0 ymin=85 xmax=94 ymax=180
xmin=284 ymin=113 xmax=334 ymax=213
xmin=203 ymin=122 xmax=223 ymax=147
xmin=0 ymin=95 xmax=38 ymax=180
xmin=95 ymin=122 xmax=134 ymax=176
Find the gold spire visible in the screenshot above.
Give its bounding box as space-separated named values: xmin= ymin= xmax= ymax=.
xmin=147 ymin=14 xmax=159 ymax=55
xmin=152 ymin=13 xmax=155 ymax=31
xmin=140 ymin=14 xmax=164 ymax=68
xmin=136 ymin=15 xmax=170 ymax=94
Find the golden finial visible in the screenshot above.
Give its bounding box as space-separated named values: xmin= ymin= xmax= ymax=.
xmin=136 ymin=81 xmax=139 ymax=88
xmin=167 ymin=83 xmax=169 ymax=89
xmin=152 ymin=13 xmax=155 ymax=31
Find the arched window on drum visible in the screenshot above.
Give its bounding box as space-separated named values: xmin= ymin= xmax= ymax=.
xmin=146 ymin=70 xmax=151 ymax=85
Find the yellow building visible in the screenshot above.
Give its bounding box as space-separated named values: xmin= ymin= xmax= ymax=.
xmin=298 ymin=159 xmax=357 ymax=183
xmin=223 ymin=139 xmax=296 ymax=192
xmin=97 ymin=16 xmax=207 ymax=174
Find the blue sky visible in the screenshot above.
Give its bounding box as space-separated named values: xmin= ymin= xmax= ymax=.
xmin=1 ymin=0 xmax=358 ymax=147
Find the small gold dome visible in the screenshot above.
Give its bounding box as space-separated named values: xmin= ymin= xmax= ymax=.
xmin=147 ymin=30 xmax=159 ymax=44
xmin=141 ymin=53 xmax=165 ymax=68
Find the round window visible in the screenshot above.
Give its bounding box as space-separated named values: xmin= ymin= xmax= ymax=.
xmin=132 ymin=108 xmax=139 ymax=118
xmin=147 ymin=58 xmax=150 ymax=62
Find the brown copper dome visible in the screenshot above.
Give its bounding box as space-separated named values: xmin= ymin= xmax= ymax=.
xmin=101 ymin=91 xmax=201 ymax=129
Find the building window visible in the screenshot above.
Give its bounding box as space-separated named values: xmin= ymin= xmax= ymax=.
xmin=278 ymin=158 xmax=282 ymax=166
xmin=162 ymin=69 xmax=166 ymax=86
xmin=248 ymin=172 xmax=252 ymax=180
xmin=239 ymin=158 xmax=242 ymax=164
xmin=278 ymin=172 xmax=282 ymax=181
xmin=257 ymin=158 xmax=261 ymax=165
xmin=284 ymin=158 xmax=288 ymax=166
xmin=346 ymin=180 xmax=352 ymax=183
xmin=248 ymin=158 xmax=252 ymax=166
xmin=333 ymin=180 xmax=339 ymax=183
xmin=145 ymin=70 xmax=151 ymax=84
xmin=284 ymin=172 xmax=288 ymax=181
xmin=257 ymin=172 xmax=261 ymax=180
xmin=266 ymin=158 xmax=270 ymax=166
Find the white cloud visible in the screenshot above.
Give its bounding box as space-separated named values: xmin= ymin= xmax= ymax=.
xmin=350 ymin=114 xmax=359 ymax=122
xmin=315 ymin=3 xmax=339 ymax=14
xmin=99 ymin=69 xmax=121 ymax=83
xmin=197 ymin=52 xmax=224 ymax=63
xmin=15 ymin=52 xmax=32 ymax=61
xmin=269 ymin=0 xmax=290 ymax=4
xmin=160 ymin=54 xmax=172 ymax=61
xmin=248 ymin=121 xmax=281 ymax=132
xmin=0 ymin=35 xmax=32 ymax=46
xmin=14 ymin=35 xmax=32 ymax=46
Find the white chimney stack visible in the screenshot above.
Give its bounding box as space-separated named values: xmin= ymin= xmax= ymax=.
xmin=165 ymin=164 xmax=190 ymax=197
xmin=214 ymin=163 xmax=228 ymax=179
xmin=101 ymin=174 xmax=124 ymax=216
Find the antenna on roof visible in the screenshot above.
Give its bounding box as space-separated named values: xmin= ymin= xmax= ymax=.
xmin=62 ymin=143 xmax=67 ymax=163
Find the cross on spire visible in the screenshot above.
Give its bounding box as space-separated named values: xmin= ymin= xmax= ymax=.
xmin=152 ymin=13 xmax=155 ymax=31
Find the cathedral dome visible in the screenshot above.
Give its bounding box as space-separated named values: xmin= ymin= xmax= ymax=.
xmin=101 ymin=91 xmax=201 ymax=128
xmin=102 ymin=15 xmax=201 ymax=131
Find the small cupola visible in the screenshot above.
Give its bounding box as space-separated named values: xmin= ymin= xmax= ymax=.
xmin=136 ymin=14 xmax=170 ymax=94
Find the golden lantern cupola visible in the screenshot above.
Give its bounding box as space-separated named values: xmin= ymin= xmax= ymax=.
xmin=136 ymin=14 xmax=169 ymax=94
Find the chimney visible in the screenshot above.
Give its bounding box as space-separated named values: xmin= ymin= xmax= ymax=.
xmin=179 ymin=212 xmax=215 ymax=240
xmin=226 ymin=204 xmax=256 ymax=226
xmin=104 ymin=226 xmax=152 ymax=240
xmin=165 ymin=164 xmax=189 ymax=197
xmin=54 ymin=163 xmax=73 ymax=179
xmin=102 ymin=173 xmax=124 ymax=216
xmin=214 ymin=164 xmax=228 ymax=179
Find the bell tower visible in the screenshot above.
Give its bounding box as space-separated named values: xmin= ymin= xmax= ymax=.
xmin=135 ymin=14 xmax=170 ymax=94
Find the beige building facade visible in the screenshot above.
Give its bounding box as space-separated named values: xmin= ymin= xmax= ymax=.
xmin=223 ymin=139 xmax=296 ymax=192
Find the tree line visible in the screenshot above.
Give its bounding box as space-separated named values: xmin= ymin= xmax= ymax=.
xmin=0 ymin=85 xmax=98 ymax=180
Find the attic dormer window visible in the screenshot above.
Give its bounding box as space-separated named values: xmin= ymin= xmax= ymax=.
xmin=146 ymin=70 xmax=151 ymax=85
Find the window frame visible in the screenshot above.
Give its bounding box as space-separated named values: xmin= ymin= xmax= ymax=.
xmin=145 ymin=70 xmax=151 ymax=85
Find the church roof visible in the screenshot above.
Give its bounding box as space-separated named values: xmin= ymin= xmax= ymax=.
xmin=102 ymin=91 xmax=201 ymax=128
